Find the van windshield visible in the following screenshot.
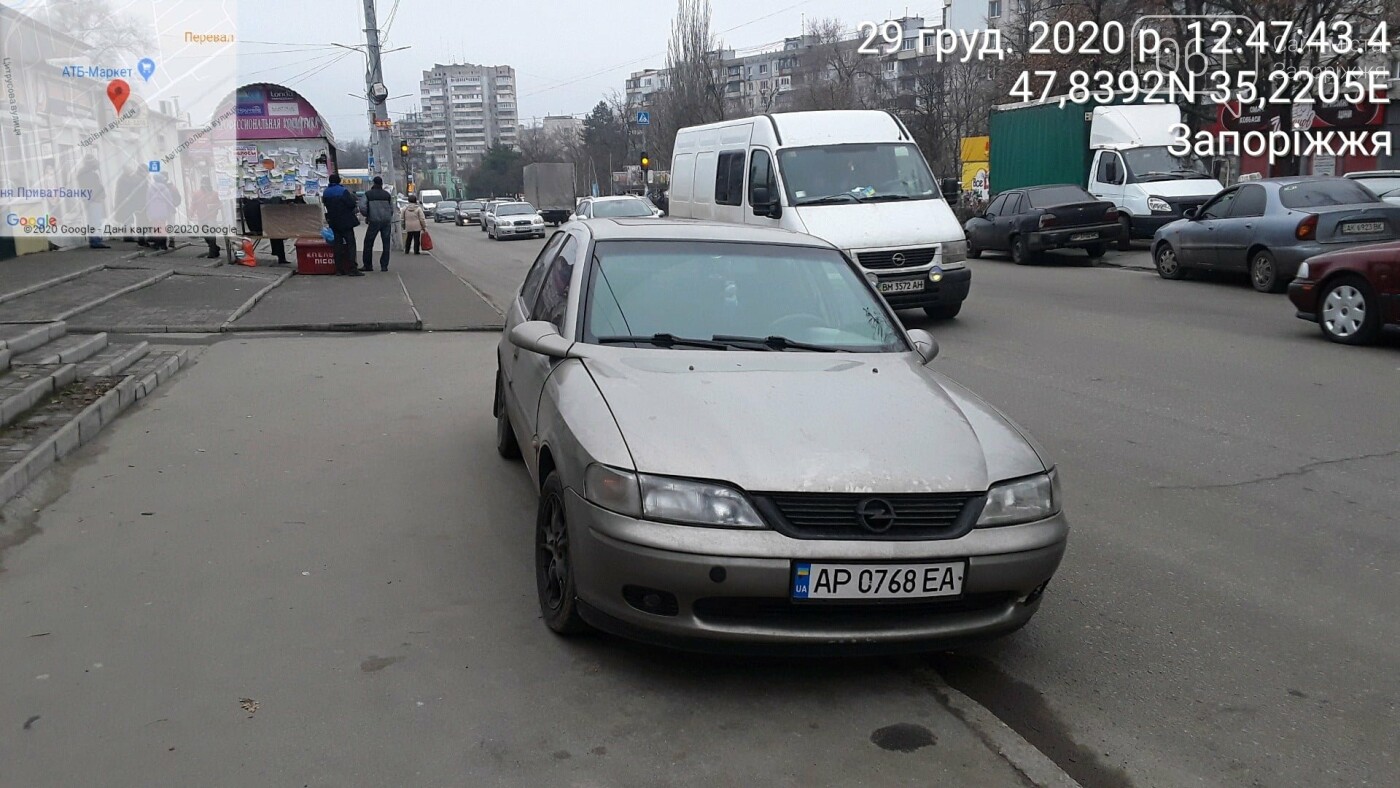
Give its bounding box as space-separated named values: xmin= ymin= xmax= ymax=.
xmin=777 ymin=143 xmax=938 ymax=206
xmin=1123 ymin=147 xmax=1212 ymax=182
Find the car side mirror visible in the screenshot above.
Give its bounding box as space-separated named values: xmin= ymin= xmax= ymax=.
xmin=508 ymin=321 xmax=576 ymax=359
xmin=906 ymin=329 xmax=939 ymax=364
xmin=1183 ymin=208 xmax=1198 ymax=219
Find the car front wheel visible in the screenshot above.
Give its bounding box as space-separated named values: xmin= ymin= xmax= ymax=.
xmin=494 ymin=372 xmax=521 ymax=460
xmin=536 ymin=471 xmax=589 ymax=635
xmin=1250 ymin=249 xmax=1286 ymax=293
xmin=1154 ymin=243 xmax=1185 ymax=280
xmin=1318 ymin=276 xmax=1381 ymax=345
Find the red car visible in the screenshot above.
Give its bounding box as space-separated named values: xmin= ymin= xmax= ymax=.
xmin=1288 ymin=241 xmax=1400 ymax=344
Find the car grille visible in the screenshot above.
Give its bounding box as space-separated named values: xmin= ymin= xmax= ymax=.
xmin=693 ymin=593 xmax=1015 ymax=627
xmin=512 ymin=219 xmax=531 ymax=226
xmin=753 ymin=492 xmax=981 ymax=540
xmin=857 ymin=247 xmax=938 ymax=270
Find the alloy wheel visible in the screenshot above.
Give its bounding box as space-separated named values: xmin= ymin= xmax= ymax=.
xmin=537 ymin=493 xmax=569 ymax=612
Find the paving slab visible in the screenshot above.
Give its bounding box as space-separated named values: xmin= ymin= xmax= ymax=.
xmin=0 ymin=269 xmax=169 ymax=323
xmin=66 ymin=273 xmax=280 ymax=333
xmin=230 ymin=271 xmax=421 ymax=331
xmin=396 ymin=256 xmax=502 ymax=330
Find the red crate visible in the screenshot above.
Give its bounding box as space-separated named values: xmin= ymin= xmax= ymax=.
xmin=294 ymin=239 xmax=337 ymax=275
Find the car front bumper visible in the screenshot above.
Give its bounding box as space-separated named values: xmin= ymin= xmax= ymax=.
xmin=566 ymin=490 xmax=1067 ymax=653
xmin=1289 ymin=279 xmax=1320 ymax=320
xmin=496 ymin=224 xmax=545 ymax=237
xmin=1026 ymin=222 xmax=1123 ymax=251
xmin=873 ymin=266 xmax=972 ymax=311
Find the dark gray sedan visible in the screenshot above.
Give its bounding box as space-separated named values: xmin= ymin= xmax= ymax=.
xmin=1151 ymin=177 xmax=1400 ymax=292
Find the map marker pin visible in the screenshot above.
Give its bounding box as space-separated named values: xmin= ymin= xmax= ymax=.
xmin=107 ymin=79 xmax=130 ymax=114
xmin=137 ymin=58 xmax=156 ymax=82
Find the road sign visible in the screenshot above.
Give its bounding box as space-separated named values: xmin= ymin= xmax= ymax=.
xmin=636 ymin=111 xmax=650 ymax=126
xmin=373 ymin=118 xmax=393 ymax=129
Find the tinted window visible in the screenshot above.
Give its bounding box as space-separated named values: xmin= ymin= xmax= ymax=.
xmin=1352 ymin=176 xmax=1400 ymax=198
xmin=1278 ymin=180 xmax=1378 ymax=209
xmin=985 ymin=194 xmax=1008 ymax=215
xmin=1230 ymin=185 xmax=1267 ymax=217
xmin=1097 ymin=153 xmax=1122 ymax=185
xmin=748 ymin=149 xmax=774 ymax=203
xmin=497 ymin=203 xmax=536 ymax=216
xmin=1201 ymin=190 xmax=1237 ymax=220
xmin=584 ymin=241 xmax=904 ymax=352
xmin=437 ymin=201 xmax=457 ymax=210
xmin=592 ymin=199 xmax=655 ymax=218
xmin=462 ymin=201 xmax=481 ymax=209
xmin=1027 ymin=186 xmax=1093 ymax=208
xmin=521 ymin=232 xmax=566 ymax=315
xmin=534 ymin=236 xmax=580 ymax=330
xmin=715 ymin=151 xmax=746 ymax=206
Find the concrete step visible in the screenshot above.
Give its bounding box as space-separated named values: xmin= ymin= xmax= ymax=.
xmin=0 ymin=363 xmax=78 ymax=428
xmin=11 ymin=332 xmax=108 ymax=367
xmin=0 ymin=348 xmax=189 ymax=504
xmin=0 ymin=322 xmax=68 ymax=356
xmin=75 ymin=341 xmax=151 ymax=379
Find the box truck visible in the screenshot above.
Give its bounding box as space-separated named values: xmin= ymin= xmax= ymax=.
xmin=990 ymin=100 xmax=1223 ymax=249
xmin=523 ymin=163 xmax=577 ymax=226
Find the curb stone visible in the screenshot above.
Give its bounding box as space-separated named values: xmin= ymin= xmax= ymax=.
xmin=220 ymin=268 xmax=295 ymax=329
xmin=0 ymin=322 xmax=67 ymax=355
xmin=51 ymin=269 xmax=174 ymax=321
xmin=0 ymin=264 xmax=106 ymax=306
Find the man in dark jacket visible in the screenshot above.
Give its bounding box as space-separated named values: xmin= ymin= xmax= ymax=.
xmin=322 ymin=174 xmax=362 ymax=276
xmin=360 ymin=176 xmax=395 ymax=272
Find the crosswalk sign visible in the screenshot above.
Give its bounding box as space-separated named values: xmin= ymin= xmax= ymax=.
xmin=636 ymin=111 xmax=650 ymax=126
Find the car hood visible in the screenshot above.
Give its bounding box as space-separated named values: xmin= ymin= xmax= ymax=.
xmin=1141 ymin=178 xmax=1224 ymax=198
xmin=580 ymin=350 xmax=1045 ymax=493
xmin=792 ymin=200 xmax=963 ymax=250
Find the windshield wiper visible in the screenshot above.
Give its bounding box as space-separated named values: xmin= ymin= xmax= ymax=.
xmin=711 ymin=334 xmax=847 ymax=352
xmin=863 ymin=194 xmax=915 ymax=202
xmin=797 ymin=193 xmax=861 ymax=206
xmin=596 ymin=333 xmax=730 ymax=350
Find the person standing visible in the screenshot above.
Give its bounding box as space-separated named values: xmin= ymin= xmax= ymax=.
xmin=191 ymin=177 xmax=223 ymax=259
xmin=145 ymin=172 xmax=181 ymax=251
xmin=402 ymin=194 xmax=427 ymax=255
xmin=116 ymin=163 xmax=147 ymax=243
xmin=322 ymin=173 xmax=362 ymax=276
xmin=360 ymin=176 xmax=395 ymax=271
xmin=78 ymin=155 xmax=109 ymax=249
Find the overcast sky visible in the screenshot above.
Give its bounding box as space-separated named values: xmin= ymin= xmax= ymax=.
xmin=238 ymin=0 xmax=928 ymax=141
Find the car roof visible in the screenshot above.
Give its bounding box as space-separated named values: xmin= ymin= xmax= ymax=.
xmin=577 ymin=218 xmax=834 ymax=248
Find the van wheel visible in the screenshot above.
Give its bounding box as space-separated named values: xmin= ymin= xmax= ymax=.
xmin=1116 ymin=216 xmax=1133 ymax=251
xmin=923 ymin=303 xmax=961 ymax=320
xmin=1010 ymin=236 xmax=1031 ymax=265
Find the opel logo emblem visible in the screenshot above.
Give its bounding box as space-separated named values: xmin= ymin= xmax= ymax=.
xmin=891 ymin=252 xmax=906 ymax=267
xmin=855 ymin=498 xmax=897 ymax=533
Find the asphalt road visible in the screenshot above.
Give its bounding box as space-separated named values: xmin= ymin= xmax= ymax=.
xmin=3 ymin=229 xmax=1396 ymax=787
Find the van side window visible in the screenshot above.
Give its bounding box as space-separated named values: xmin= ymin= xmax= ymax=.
xmin=748 ymin=149 xmax=774 ymax=204
xmin=715 ymin=151 xmax=745 ymax=206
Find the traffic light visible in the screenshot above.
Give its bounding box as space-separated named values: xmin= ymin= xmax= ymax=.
xmin=639 ymin=151 xmax=650 ymax=171
xmin=400 ymin=139 xmax=410 ymax=156
xmin=406 ymin=182 xmax=415 ymax=193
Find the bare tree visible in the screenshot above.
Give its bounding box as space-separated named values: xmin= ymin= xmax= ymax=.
xmin=789 ymin=18 xmax=881 ymax=111
xmin=650 ymin=0 xmax=726 ymax=168
xmin=41 ymin=0 xmax=153 ymax=63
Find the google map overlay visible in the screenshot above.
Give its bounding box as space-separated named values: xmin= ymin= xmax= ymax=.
xmin=1 ymin=0 xmax=237 ymax=240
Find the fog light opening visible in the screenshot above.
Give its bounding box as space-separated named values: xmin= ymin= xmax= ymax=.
xmin=709 ymin=566 xmax=727 ymax=583
xmin=622 ymin=585 xmax=679 ymax=616
xmin=1022 ymin=580 xmax=1050 ymax=605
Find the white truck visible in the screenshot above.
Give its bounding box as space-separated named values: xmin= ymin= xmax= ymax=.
xmin=417 ymin=189 xmax=444 ymax=211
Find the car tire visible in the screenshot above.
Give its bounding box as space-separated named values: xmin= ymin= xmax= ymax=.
xmin=494 ymin=371 xmax=521 ymax=460
xmin=536 ymin=471 xmax=590 ymax=635
xmin=967 ymin=240 xmax=982 ymax=259
xmin=1010 ymin=235 xmax=1031 ymax=265
xmin=1250 ymin=249 xmax=1286 ymax=293
xmin=1085 ymin=242 xmax=1108 ymax=260
xmin=923 ymin=303 xmax=962 ymax=320
xmin=1117 ymin=215 xmax=1132 ymax=251
xmin=1154 ymin=242 xmax=1186 ymax=280
xmin=1317 ymin=275 xmax=1382 ymax=345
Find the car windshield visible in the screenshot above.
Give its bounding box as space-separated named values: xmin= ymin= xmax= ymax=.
xmin=462 ymin=201 xmax=481 ymax=209
xmin=497 ymin=203 xmax=535 ymax=216
xmin=1352 ymin=177 xmax=1400 ymax=199
xmin=437 ymin=201 xmax=457 ymax=210
xmin=1279 ymin=180 xmax=1378 ymax=209
xmin=1027 ymin=186 xmax=1093 ymax=207
xmin=1123 ymin=147 xmax=1212 ymax=181
xmin=592 ymin=199 xmax=655 ymax=218
xmin=778 ymin=143 xmax=939 ymax=205
xmin=585 ymin=241 xmax=905 ymax=352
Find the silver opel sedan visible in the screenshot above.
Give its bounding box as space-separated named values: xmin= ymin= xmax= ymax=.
xmin=494 ymin=219 xmax=1067 ymax=652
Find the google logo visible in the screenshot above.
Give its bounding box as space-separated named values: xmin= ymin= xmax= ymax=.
xmin=5 ymin=214 xmax=60 ymax=232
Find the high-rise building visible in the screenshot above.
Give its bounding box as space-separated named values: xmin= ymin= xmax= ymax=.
xmin=418 ymin=62 xmax=518 ymax=172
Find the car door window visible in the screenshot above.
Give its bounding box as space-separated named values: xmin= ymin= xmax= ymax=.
xmin=1009 ymin=193 xmax=1028 ymax=214
xmin=1200 ymin=190 xmax=1237 ymax=219
xmin=985 ymin=194 xmax=1008 ymax=217
xmin=521 ymin=232 xmax=567 ymax=316
xmin=1229 ymin=185 xmax=1266 ymax=218
xmin=533 ymin=235 xmax=581 ymax=331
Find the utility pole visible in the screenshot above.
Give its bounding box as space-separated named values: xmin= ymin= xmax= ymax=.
xmin=362 ymin=0 xmax=397 ymax=243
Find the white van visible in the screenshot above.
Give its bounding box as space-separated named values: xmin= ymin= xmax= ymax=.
xmin=1086 ymin=105 xmax=1224 ymax=249
xmin=418 ymin=189 xmax=444 ymax=210
xmin=668 ymin=110 xmax=970 ymax=319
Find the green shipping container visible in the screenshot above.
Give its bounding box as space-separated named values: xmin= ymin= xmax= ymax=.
xmin=988 ymin=99 xmax=1097 ymax=196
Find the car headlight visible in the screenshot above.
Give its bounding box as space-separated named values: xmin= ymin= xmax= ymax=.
xmin=941 ymin=239 xmax=967 ymax=266
xmin=584 ymin=464 xmax=765 ymax=528
xmin=1147 ymin=197 xmax=1172 ymax=213
xmin=977 ymin=470 xmax=1060 ymax=527
xmin=1296 ymin=261 xmax=1310 ymax=280
xmin=532 ymin=217 xmax=544 ymax=224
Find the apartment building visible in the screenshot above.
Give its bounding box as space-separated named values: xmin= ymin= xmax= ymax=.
xmin=417 ymin=62 xmax=519 ymax=171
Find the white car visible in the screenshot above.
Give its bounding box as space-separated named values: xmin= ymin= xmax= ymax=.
xmin=488 ymin=201 xmax=546 ymax=240
xmin=571 ymin=195 xmax=663 ymax=221
xmin=1345 ymin=171 xmax=1400 ymax=206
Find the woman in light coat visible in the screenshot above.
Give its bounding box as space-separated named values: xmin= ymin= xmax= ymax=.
xmin=146 ymin=172 xmax=181 ymax=251
xmin=402 ymin=195 xmax=427 ymax=254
